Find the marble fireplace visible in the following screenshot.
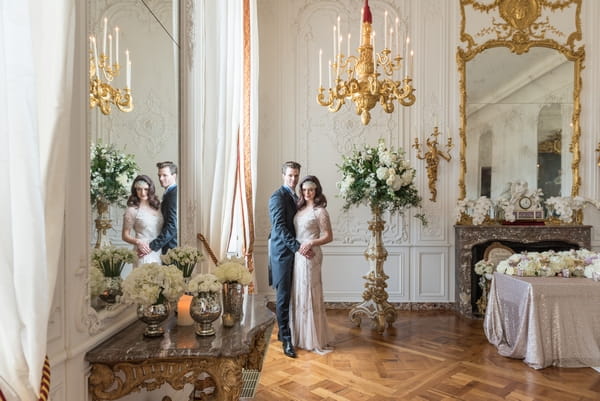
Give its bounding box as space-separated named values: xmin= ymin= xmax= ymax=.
xmin=454 ymin=225 xmax=592 ymax=318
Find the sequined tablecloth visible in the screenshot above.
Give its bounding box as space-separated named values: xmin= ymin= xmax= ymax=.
xmin=484 ymin=272 xmax=600 ymax=369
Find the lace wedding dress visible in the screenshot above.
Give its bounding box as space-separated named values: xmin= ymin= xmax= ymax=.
xmin=123 ymin=206 xmax=164 ymax=266
xmin=290 ymin=206 xmax=334 ymax=354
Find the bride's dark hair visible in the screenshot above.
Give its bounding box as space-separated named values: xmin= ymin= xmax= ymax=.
xmin=127 ymin=175 xmax=161 ymax=209
xmin=297 ymin=175 xmax=327 ymax=209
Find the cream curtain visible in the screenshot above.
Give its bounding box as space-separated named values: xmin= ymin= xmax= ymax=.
xmin=197 ymin=0 xmax=258 ymax=262
xmin=0 ymin=1 xmax=73 ymax=400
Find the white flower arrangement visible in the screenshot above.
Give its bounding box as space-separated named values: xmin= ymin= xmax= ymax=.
xmin=474 ymin=259 xmax=495 ymax=279
xmin=121 ymin=262 xmax=185 ymax=306
xmin=455 ymin=196 xmax=494 ymax=225
xmin=495 ymin=250 xmax=591 ymax=278
xmin=337 ymin=139 xmax=426 ymax=223
xmin=496 ymin=198 xmax=516 ymax=222
xmin=187 ymin=273 xmax=222 ymax=294
xmin=545 ymin=196 xmax=589 ymax=223
xmin=213 ymin=257 xmax=253 ymax=285
xmin=90 ymin=142 xmax=138 ymax=208
xmin=91 ymin=246 xmax=137 ymax=277
xmin=161 ymin=246 xmax=203 ymax=278
xmin=89 ymin=266 xmax=105 ymax=297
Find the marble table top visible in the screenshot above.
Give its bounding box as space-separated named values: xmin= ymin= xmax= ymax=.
xmin=86 ymin=295 xmax=276 ymax=364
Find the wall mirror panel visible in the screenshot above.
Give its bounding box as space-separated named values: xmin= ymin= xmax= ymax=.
xmin=88 ymin=0 xmax=180 ymax=315
xmin=457 ymin=0 xmax=584 ymax=203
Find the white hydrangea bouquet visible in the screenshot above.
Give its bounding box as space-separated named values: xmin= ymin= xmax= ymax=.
xmin=161 ymin=246 xmax=203 ymax=278
xmin=88 ymin=265 xmax=105 ymax=297
xmin=337 ymin=139 xmax=426 ymax=223
xmin=187 ymin=273 xmax=222 ymax=294
xmin=91 ymin=246 xmax=137 ymax=277
xmin=213 ymin=257 xmax=252 ymax=285
xmin=121 ymin=262 xmax=185 ymax=306
xmin=90 ymin=142 xmax=138 ymax=208
xmin=455 ymin=196 xmax=494 ymax=225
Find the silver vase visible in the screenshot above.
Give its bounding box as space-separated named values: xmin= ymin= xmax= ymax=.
xmin=222 ymin=282 xmax=244 ymax=321
xmin=189 ymin=292 xmax=221 ymax=336
xmin=98 ymin=276 xmax=122 ymax=304
xmin=137 ymin=303 xmax=170 ymax=337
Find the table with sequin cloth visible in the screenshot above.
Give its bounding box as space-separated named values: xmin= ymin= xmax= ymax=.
xmin=484 ymin=272 xmax=600 ymax=369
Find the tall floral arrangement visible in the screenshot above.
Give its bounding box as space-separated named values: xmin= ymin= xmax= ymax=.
xmin=161 ymin=246 xmax=203 ymax=278
xmin=187 ymin=273 xmax=222 ymax=294
xmin=338 ymin=139 xmax=425 ymax=222
xmin=91 ymin=246 xmax=136 ymax=277
xmin=214 ymin=256 xmax=252 ymax=285
xmin=90 ymin=142 xmax=138 ymax=208
xmin=121 ymin=262 xmax=185 ymax=306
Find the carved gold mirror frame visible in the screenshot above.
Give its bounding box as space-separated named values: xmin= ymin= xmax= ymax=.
xmin=457 ymin=0 xmax=585 ymax=200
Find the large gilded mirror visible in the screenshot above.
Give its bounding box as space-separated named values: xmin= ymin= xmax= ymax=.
xmin=457 ymin=0 xmax=585 ymax=202
xmin=87 ymin=0 xmax=180 ymax=316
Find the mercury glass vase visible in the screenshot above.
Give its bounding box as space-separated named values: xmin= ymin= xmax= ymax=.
xmin=98 ymin=276 xmax=122 ymax=304
xmin=222 ymin=282 xmax=244 ymax=321
xmin=189 ymin=292 xmax=221 ymax=336
xmin=137 ymin=303 xmax=171 ymax=337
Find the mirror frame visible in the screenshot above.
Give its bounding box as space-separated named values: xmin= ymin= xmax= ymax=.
xmin=457 ymin=0 xmax=585 ymax=200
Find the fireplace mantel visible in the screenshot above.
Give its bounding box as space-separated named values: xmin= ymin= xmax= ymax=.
xmin=454 ymin=224 xmax=591 ymax=318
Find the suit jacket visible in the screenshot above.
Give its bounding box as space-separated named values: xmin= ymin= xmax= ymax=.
xmin=150 ymin=185 xmax=178 ymax=254
xmin=268 ymin=186 xmax=299 ymax=287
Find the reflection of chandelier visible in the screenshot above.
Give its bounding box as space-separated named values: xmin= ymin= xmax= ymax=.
xmin=89 ymin=17 xmax=133 ymax=115
xmin=317 ymin=0 xmax=415 ymax=125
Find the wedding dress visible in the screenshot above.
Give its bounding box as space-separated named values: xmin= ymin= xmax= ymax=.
xmin=123 ymin=206 xmax=164 ymax=266
xmin=290 ymin=206 xmax=334 ymax=354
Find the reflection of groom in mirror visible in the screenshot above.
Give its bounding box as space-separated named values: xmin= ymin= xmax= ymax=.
xmin=138 ymin=161 xmax=178 ymax=257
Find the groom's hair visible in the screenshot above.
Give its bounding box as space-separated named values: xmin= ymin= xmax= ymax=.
xmin=156 ymin=161 xmax=177 ymax=175
xmin=281 ymin=161 xmax=301 ymax=173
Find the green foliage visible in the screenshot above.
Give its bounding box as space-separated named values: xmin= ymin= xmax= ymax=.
xmin=90 ymin=142 xmax=138 ymax=208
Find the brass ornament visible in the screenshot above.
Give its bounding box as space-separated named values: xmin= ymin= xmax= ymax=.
xmin=413 ymin=127 xmax=453 ymax=202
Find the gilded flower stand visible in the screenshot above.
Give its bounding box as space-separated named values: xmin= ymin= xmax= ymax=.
xmin=349 ymin=207 xmax=397 ymax=334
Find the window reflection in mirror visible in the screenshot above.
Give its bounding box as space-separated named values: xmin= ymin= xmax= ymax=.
xmin=89 ymin=0 xmax=179 ymax=311
xmin=465 ymin=47 xmax=573 ymax=200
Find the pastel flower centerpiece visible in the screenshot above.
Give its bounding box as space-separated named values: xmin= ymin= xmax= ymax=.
xmin=496 ymin=250 xmax=591 ymax=278
xmin=91 ymin=246 xmax=136 ymax=277
xmin=337 ymin=139 xmax=425 ymax=222
xmin=187 ymin=273 xmax=222 ymax=295
xmin=121 ymin=262 xmax=185 ymax=306
xmin=161 ymin=246 xmax=203 ymax=278
xmin=213 ymin=257 xmax=253 ymax=285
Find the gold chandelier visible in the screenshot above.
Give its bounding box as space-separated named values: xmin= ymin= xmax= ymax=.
xmin=317 ymin=0 xmax=415 ymax=125
xmin=89 ymin=17 xmax=133 ymax=115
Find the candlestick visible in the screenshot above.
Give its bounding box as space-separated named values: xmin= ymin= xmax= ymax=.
xmin=333 ymin=26 xmax=337 ymax=60
xmin=410 ymin=49 xmax=414 ymax=76
xmin=102 ymin=17 xmax=107 ymax=56
xmin=319 ymin=49 xmax=322 ymax=88
xmin=395 ymin=17 xmax=399 ymax=55
xmin=384 ymin=11 xmax=388 ymax=49
xmin=337 ymin=15 xmax=341 ymax=49
xmin=127 ymin=60 xmax=131 ymax=89
xmin=328 ymin=59 xmax=331 ymax=88
xmin=177 ymin=295 xmax=194 ymax=326
xmin=404 ymin=36 xmax=410 ymax=76
xmin=91 ymin=36 xmax=99 ymax=76
xmin=347 ymin=33 xmax=351 ymax=57
xmin=108 ymin=34 xmax=112 ymax=67
xmin=115 ymin=27 xmax=119 ymax=65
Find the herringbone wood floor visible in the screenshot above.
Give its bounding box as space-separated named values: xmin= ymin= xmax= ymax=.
xmin=253 ymin=309 xmax=600 ymax=401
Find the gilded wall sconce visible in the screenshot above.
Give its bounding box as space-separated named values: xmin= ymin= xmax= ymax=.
xmin=413 ymin=126 xmax=453 ymax=202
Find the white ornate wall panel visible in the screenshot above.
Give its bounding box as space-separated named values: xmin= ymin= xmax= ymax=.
xmin=256 ymin=0 xmax=455 ymax=304
xmin=411 ymin=247 xmax=449 ymax=301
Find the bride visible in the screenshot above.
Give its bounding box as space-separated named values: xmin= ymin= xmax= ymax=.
xmin=121 ymin=175 xmax=164 ymax=266
xmin=290 ymin=175 xmax=334 ymax=354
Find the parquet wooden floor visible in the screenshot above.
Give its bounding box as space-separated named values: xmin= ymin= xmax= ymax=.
xmin=252 ymin=309 xmax=600 ymax=401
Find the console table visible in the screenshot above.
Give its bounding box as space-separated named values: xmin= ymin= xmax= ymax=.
xmin=85 ymin=295 xmax=275 ymax=401
xmin=454 ymin=224 xmax=591 ymax=318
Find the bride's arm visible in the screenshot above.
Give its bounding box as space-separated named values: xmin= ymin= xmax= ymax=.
xmin=299 ymin=208 xmax=333 ymax=253
xmin=121 ymin=207 xmax=141 ymax=247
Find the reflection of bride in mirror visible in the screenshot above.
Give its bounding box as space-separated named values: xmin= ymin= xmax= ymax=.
xmin=121 ymin=175 xmax=164 ymax=266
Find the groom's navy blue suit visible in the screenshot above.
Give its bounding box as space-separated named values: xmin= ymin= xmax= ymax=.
xmin=268 ymin=185 xmax=300 ymax=342
xmin=150 ymin=185 xmax=178 ymax=254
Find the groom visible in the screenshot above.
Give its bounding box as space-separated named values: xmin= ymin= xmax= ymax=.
xmin=268 ymin=161 xmax=311 ymax=358
xmin=139 ymin=161 xmax=178 ymax=257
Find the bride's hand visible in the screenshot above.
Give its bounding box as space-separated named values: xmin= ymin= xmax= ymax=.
xmin=299 ymin=241 xmax=312 ymax=255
